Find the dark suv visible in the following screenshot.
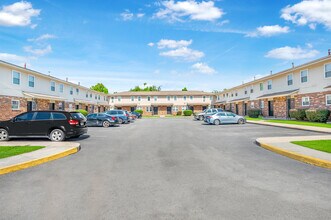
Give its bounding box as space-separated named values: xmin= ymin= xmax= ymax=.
xmin=0 ymin=111 xmax=87 ymax=142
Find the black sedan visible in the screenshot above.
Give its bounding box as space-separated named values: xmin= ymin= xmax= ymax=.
xmin=86 ymin=113 xmax=118 ymax=127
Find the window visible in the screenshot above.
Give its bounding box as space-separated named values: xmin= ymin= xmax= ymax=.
xmin=90 ymin=93 xmax=92 ymax=98
xmin=260 ymin=100 xmax=264 ymax=109
xmin=95 ymin=95 xmax=97 ymax=100
xmin=137 ymin=106 xmax=142 ymax=110
xmin=98 ymin=95 xmax=100 ymax=100
xmin=287 ymin=74 xmax=293 ymax=86
xmin=131 ymin=96 xmax=135 ymax=101
xmin=203 ymin=96 xmax=206 ymax=102
xmin=76 ymin=88 xmax=79 ymax=95
xmin=35 ymin=112 xmax=52 ymax=120
xmin=181 ymin=106 xmax=187 ymax=111
xmin=267 ymin=80 xmax=272 ymax=90
xmin=11 ymin=100 xmax=20 ymax=110
xmin=301 ymin=70 xmax=308 ymax=83
xmin=174 ymin=96 xmax=177 ymax=101
xmin=52 ymin=112 xmax=66 ymax=120
xmin=12 ymin=71 xmax=20 ymax=85
xmin=326 ymin=95 xmax=331 ymax=105
xmin=59 ymin=84 xmax=64 ymax=93
xmin=172 ymin=106 xmax=178 ymax=112
xmin=167 ymin=96 xmax=170 ymax=101
xmin=50 ymin=81 xmax=55 ymax=91
xmin=183 ymin=96 xmax=187 ymax=101
xmin=190 ymin=96 xmax=193 ymax=100
xmin=86 ymin=93 xmax=88 ymax=98
xmin=235 ymin=93 xmax=238 ymax=97
xmin=146 ymin=106 xmax=152 ymax=112
xmin=58 ymin=102 xmax=64 ymax=110
xmin=147 ymin=96 xmax=151 ymax=101
xmin=217 ymin=112 xmax=226 ymax=116
xmin=250 ymin=102 xmax=254 ymax=108
xmin=16 ymin=112 xmax=34 ymax=121
xmin=217 ymin=96 xmax=220 ymax=100
xmin=325 ymin=64 xmax=331 ymax=78
xmin=118 ymin=96 xmax=121 ymax=101
xmin=231 ymin=94 xmax=233 ymax=97
xmin=250 ymin=86 xmax=254 ymax=93
xmin=154 ymin=96 xmax=158 ymax=101
xmin=302 ymin=97 xmax=310 ymax=106
xmin=244 ymin=88 xmax=247 ymax=95
xmin=28 ymin=75 xmax=35 ymax=87
xmin=70 ymin=87 xmax=73 ymax=95
xmin=111 ymin=97 xmax=114 ymax=103
xmin=260 ymin=83 xmax=263 ymax=91
xmin=138 ymin=96 xmax=141 ymax=101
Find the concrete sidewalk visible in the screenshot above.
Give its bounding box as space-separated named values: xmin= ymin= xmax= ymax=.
xmin=256 ymin=135 xmax=331 ymax=169
xmin=0 ymin=141 xmax=80 ymax=175
xmin=248 ymin=120 xmax=331 ymax=134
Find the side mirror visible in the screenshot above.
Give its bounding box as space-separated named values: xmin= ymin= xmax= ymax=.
xmin=11 ymin=117 xmax=16 ymax=122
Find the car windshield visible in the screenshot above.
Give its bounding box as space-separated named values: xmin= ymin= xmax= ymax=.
xmin=70 ymin=112 xmax=86 ymax=120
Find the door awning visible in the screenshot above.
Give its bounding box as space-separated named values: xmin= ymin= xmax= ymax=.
xmin=74 ymin=99 xmax=97 ymax=105
xmin=114 ymin=103 xmax=137 ymax=107
xmin=256 ymin=89 xmax=299 ymax=99
xmin=23 ymin=92 xmax=66 ymax=101
xmin=151 ymin=103 xmax=173 ymax=106
xmin=229 ymin=97 xmax=249 ymax=103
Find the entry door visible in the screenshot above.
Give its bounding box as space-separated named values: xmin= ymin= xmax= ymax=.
xmin=244 ymin=103 xmax=247 ymax=115
xmin=153 ymin=107 xmax=158 ymax=115
xmin=167 ymin=107 xmax=172 ymax=114
xmin=49 ymin=103 xmax=55 ymax=110
xmin=286 ymin=98 xmax=292 ymax=118
xmin=235 ymin=104 xmax=239 ymax=114
xmin=268 ymin=101 xmax=274 ymax=116
xmin=189 ymin=106 xmax=194 ymax=112
xmin=27 ymin=101 xmax=33 ymax=111
xmin=202 ymin=106 xmax=207 ymax=111
xmin=98 ymin=106 xmax=101 ymax=113
xmin=130 ymin=107 xmax=136 ymax=112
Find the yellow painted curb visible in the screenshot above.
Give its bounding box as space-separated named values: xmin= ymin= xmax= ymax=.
xmin=0 ymin=146 xmax=80 ymax=175
xmin=257 ymin=141 xmax=331 ymax=170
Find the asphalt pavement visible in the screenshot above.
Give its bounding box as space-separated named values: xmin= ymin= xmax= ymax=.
xmin=0 ymin=118 xmax=330 ymax=220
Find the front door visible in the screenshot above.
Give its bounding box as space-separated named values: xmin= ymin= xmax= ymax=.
xmin=244 ymin=103 xmax=247 ymax=115
xmin=202 ymin=106 xmax=207 ymax=111
xmin=286 ymin=98 xmax=292 ymax=118
xmin=167 ymin=107 xmax=172 ymax=114
xmin=153 ymin=107 xmax=158 ymax=115
xmin=130 ymin=107 xmax=136 ymax=112
xmin=49 ymin=103 xmax=55 ymax=110
xmin=235 ymin=104 xmax=239 ymax=114
xmin=268 ymin=101 xmax=274 ymax=116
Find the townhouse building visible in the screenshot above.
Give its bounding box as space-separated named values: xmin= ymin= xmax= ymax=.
xmin=0 ymin=60 xmax=110 ymax=121
xmin=109 ymin=91 xmax=214 ymax=115
xmin=213 ymin=54 xmax=331 ymax=118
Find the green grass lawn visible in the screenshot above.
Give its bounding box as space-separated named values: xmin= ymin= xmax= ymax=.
xmin=266 ymin=120 xmax=331 ymax=128
xmin=0 ymin=146 xmax=45 ymax=159
xmin=291 ymin=140 xmax=331 ymax=153
xmin=245 ymin=116 xmax=263 ymax=121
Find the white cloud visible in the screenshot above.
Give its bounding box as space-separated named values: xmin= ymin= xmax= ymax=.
xmin=137 ymin=13 xmax=145 ymax=18
xmin=154 ymin=0 xmax=224 ymax=22
xmin=160 ymin=47 xmax=204 ymax=61
xmin=265 ymin=46 xmax=319 ymax=60
xmin=148 ymin=42 xmax=155 ymax=47
xmin=281 ymin=0 xmax=331 ymax=30
xmin=192 ymin=62 xmax=216 ymax=75
xmin=0 ymin=1 xmax=40 ymax=27
xmin=157 ymin=39 xmax=192 ymax=49
xmin=247 ymin=25 xmax=290 ymax=37
xmin=24 ymin=45 xmax=52 ymax=56
xmin=28 ymin=34 xmax=57 ymax=42
xmin=120 ymin=10 xmax=134 ymax=21
xmin=0 ymin=53 xmax=28 ymax=64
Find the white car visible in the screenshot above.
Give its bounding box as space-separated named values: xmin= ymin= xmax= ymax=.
xmin=205 ymin=112 xmax=246 ymax=125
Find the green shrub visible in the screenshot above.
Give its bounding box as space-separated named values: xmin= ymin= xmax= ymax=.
xmin=289 ymin=109 xmax=306 ymax=120
xmin=76 ymin=109 xmax=88 ymax=116
xmin=306 ymin=109 xmax=330 ymax=123
xmin=176 ymin=111 xmax=182 ymax=116
xmin=134 ymin=109 xmax=143 ymax=115
xmin=183 ymin=110 xmax=193 ymax=116
xmin=247 ymin=109 xmax=261 ymax=118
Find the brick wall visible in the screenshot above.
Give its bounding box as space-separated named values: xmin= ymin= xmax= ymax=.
xmin=294 ymin=91 xmax=331 ymax=110
xmin=0 ymin=95 xmax=27 ymax=121
xmin=273 ymin=97 xmax=287 ymax=118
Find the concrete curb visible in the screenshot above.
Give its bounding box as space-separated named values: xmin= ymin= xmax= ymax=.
xmin=255 ymin=140 xmax=331 ymax=170
xmin=247 ymin=120 xmax=331 ymax=134
xmin=0 ymin=144 xmax=81 ymax=175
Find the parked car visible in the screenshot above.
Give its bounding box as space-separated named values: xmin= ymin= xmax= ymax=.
xmin=194 ymin=108 xmax=223 ymax=121
xmin=131 ymin=111 xmax=142 ymax=119
xmin=86 ymin=113 xmax=118 ymax=127
xmin=205 ymin=112 xmax=246 ymax=125
xmin=105 ymin=110 xmax=129 ymax=124
xmin=0 ymin=111 xmax=87 ymax=142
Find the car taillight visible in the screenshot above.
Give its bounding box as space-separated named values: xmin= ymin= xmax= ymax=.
xmin=68 ymin=119 xmax=79 ymax=125
xmin=126 ymin=114 xmax=129 ymax=117
xmin=207 ymin=116 xmax=211 ymax=118
xmin=111 ymin=116 xmax=116 ymax=120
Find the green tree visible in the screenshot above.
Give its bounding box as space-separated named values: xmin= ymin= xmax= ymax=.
xmin=182 ymin=87 xmax=188 ymax=91
xmin=90 ymin=83 xmax=109 ymax=94
xmin=130 ymin=84 xmax=161 ymax=91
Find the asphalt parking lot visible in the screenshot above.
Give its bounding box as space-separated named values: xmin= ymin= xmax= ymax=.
xmin=0 ymin=118 xmax=330 ymax=219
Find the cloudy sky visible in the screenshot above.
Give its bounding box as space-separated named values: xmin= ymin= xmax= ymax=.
xmin=0 ymin=0 xmax=331 ymax=92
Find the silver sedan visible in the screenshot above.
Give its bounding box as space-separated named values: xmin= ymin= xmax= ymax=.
xmin=205 ymin=112 xmax=246 ymax=125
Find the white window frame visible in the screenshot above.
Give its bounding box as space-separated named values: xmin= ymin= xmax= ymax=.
xmin=302 ymin=97 xmax=310 ymax=106
xmin=12 ymin=71 xmax=21 ymax=85
xmin=117 ymin=96 xmax=122 ymax=102
xmin=50 ymin=81 xmax=56 ymax=92
xmin=138 ymin=96 xmax=141 ymax=101
xmin=267 ymin=80 xmax=272 ymax=90
xmin=326 ymin=94 xmax=331 ymax=106
xmin=131 ymin=96 xmax=135 ymax=101
xmin=28 ymin=75 xmax=35 ymax=88
xmin=259 ymin=83 xmax=263 ymax=91
xmin=287 ymin=74 xmax=293 ymax=86
xmin=250 ymin=102 xmax=254 ymax=108
xmin=190 ymin=96 xmax=193 ymax=100
xmin=300 ymin=69 xmax=308 ymax=83
xmin=154 ymin=96 xmax=158 ymax=101
xmin=174 ymin=96 xmax=177 ymax=101
xmin=11 ymin=100 xmax=20 ymax=110
xmin=70 ymin=87 xmax=73 ymax=95
xmin=59 ymin=84 xmax=64 ymax=93
xmin=183 ymin=96 xmax=187 ymax=101
xmin=167 ymin=96 xmax=170 ymax=101
xmin=76 ymin=88 xmax=79 ymax=95
xmin=181 ymin=106 xmax=187 ymax=111
xmin=325 ymin=63 xmax=331 ymax=78
xmin=250 ymin=86 xmax=254 ymax=93
xmin=147 ymin=96 xmax=151 ymax=101
xmin=260 ymin=100 xmax=264 ymax=109
xmin=203 ymin=96 xmax=206 ymax=102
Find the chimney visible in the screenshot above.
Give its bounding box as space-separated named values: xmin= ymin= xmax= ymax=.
xmin=78 ymin=82 xmax=80 ymax=86
xmin=328 ymin=49 xmax=331 ymax=56
xmin=24 ymin=63 xmax=26 ymax=69
xmin=270 ymin=70 xmax=272 ymax=75
xmin=292 ymin=62 xmax=295 ymax=68
xmin=253 ymin=76 xmax=256 ymax=80
xmin=66 ymin=77 xmax=68 ymax=82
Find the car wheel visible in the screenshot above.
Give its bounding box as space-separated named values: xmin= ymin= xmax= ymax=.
xmin=0 ymin=128 xmax=9 ymax=141
xmin=238 ymin=119 xmax=245 ymax=124
xmin=103 ymin=121 xmax=110 ymax=128
xmin=199 ymin=115 xmax=204 ymax=121
xmin=214 ymin=119 xmax=221 ymax=125
xmin=49 ymin=129 xmax=65 ymax=142
xmin=118 ymin=118 xmax=123 ymax=124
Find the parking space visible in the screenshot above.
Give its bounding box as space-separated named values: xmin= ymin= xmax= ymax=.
xmin=0 ymin=118 xmax=331 ymax=219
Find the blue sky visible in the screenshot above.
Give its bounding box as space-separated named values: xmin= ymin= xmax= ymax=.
xmin=0 ymin=0 xmax=331 ymax=92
